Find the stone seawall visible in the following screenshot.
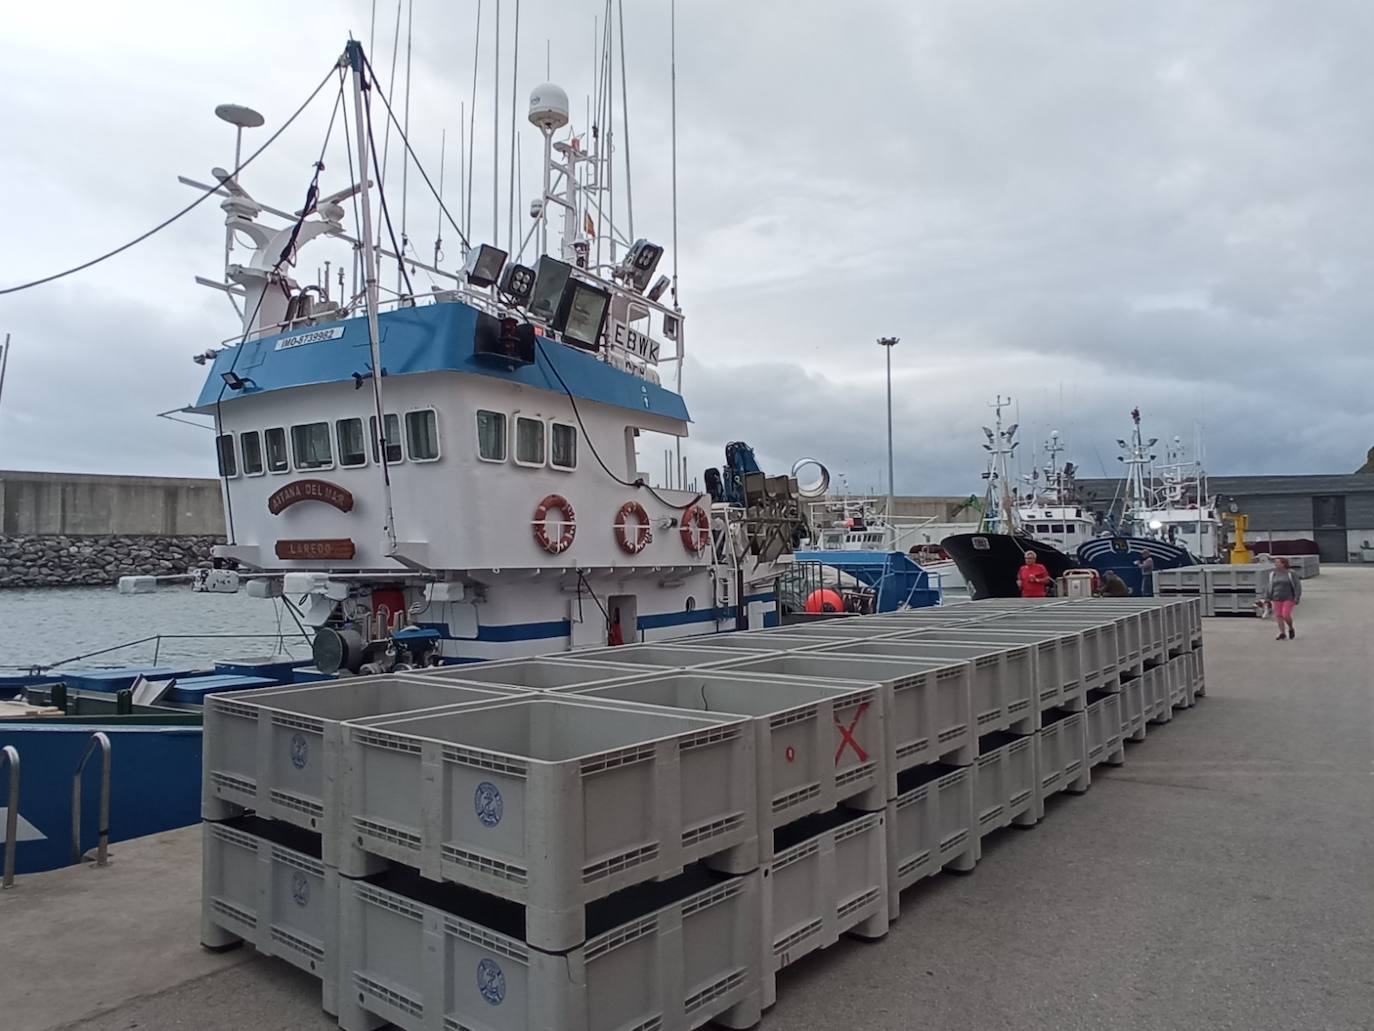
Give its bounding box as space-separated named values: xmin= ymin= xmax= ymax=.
xmin=0 ymin=534 xmax=225 ymax=588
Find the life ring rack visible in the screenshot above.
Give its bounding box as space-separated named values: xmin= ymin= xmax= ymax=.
xmin=680 ymin=505 xmax=711 ymax=553
xmin=615 ymin=500 xmax=653 ymax=554
xmin=532 ymin=494 xmax=577 ymax=554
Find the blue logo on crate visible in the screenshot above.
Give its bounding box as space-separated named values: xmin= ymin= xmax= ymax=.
xmin=290 ymin=733 xmax=309 ymax=770
xmin=477 ymin=958 xmax=506 ymax=1005
xmin=474 ymin=781 xmax=503 ymax=828
xmin=291 ymin=871 xmax=311 ymax=907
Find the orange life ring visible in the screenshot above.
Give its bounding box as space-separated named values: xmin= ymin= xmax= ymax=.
xmin=614 ymin=500 xmax=652 ymax=554
xmin=680 ymin=505 xmax=711 ymax=553
xmin=533 ymin=494 xmax=576 ymax=554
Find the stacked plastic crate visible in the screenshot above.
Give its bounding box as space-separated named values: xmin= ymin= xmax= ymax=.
xmin=551 ymin=643 xmax=898 ymax=1010
xmin=199 ymin=596 xmax=1206 ymax=1030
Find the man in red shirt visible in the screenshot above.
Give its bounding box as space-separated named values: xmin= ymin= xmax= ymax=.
xmin=1017 ymin=550 xmax=1052 ymax=598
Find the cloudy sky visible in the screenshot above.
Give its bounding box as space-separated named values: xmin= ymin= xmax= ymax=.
xmin=3 ymin=0 xmax=1373 ymax=494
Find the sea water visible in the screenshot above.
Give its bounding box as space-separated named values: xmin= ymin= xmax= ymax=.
xmin=0 ymin=586 xmax=312 ymax=672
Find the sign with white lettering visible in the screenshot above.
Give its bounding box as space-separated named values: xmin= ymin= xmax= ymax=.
xmin=608 ymin=320 xmax=661 ymax=365
xmin=275 ymin=326 xmax=345 ymax=351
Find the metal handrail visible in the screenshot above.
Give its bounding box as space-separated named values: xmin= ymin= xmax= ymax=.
xmin=70 ymin=732 xmax=111 ymax=867
xmin=2 ymin=745 xmax=18 ymax=889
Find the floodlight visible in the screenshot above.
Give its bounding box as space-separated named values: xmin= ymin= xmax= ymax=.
xmin=221 ymin=371 xmax=255 ymax=390
xmin=499 ymin=262 xmax=537 ymax=305
xmin=528 ymin=255 xmax=572 ymax=322
xmin=621 ymin=238 xmax=664 ymax=292
xmin=646 ymin=274 xmax=671 ymax=302
xmin=1149 ymin=520 xmax=1163 ymax=530
xmin=554 ymin=278 xmax=612 ymax=350
xmin=463 ymin=243 xmax=508 ymax=288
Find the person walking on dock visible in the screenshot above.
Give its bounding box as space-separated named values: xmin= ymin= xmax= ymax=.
xmin=1267 ymin=557 xmax=1302 ymax=640
xmin=1017 ymin=550 xmax=1052 ymax=598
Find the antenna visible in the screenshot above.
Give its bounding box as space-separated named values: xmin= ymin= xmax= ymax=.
xmin=618 ymin=0 xmax=635 ymax=244
xmin=399 ymin=0 xmax=414 ymax=299
xmin=466 ymin=2 xmax=482 ymax=245
xmin=493 ymin=0 xmax=501 ymax=248
xmin=507 ymin=0 xmax=521 ymax=255
xmin=434 ymin=129 xmax=447 ymax=267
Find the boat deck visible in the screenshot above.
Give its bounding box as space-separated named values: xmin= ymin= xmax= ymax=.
xmin=4 ymin=568 xmax=1372 ymax=1031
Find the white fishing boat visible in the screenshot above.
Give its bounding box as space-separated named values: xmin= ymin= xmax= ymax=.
xmin=158 ymin=42 xmax=819 ymax=672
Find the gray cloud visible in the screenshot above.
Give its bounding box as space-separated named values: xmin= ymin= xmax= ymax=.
xmin=3 ymin=0 xmax=1373 ymax=494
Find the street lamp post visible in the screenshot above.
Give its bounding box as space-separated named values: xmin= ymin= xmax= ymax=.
xmin=877 ymin=336 xmax=899 ymax=528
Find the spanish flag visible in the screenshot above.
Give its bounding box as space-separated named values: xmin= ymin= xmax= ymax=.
xmin=584 ymin=211 xmax=596 ymax=238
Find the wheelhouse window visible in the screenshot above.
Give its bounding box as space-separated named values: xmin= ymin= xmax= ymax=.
xmin=291 ymin=422 xmax=333 ymax=469
xmin=550 ymin=422 xmax=578 ymax=471
xmin=405 ymin=409 xmax=440 ymax=461
xmin=215 ymin=434 xmax=237 ymax=477
xmin=514 ymin=416 xmax=545 ymax=466
xmin=1051 ymin=524 xmax=1065 ymax=534
xmin=337 ymin=418 xmax=367 ymax=467
xmin=370 ymin=413 xmax=403 ymax=464
xmin=265 ymin=428 xmax=289 ymax=472
xmin=240 ymin=431 xmax=264 ymax=476
xmin=476 ymin=410 xmax=506 ymax=462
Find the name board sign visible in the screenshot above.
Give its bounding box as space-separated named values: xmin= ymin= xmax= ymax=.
xmin=609 ymin=320 xmax=661 ymax=365
xmin=268 ymin=479 xmax=355 ymax=515
xmin=275 ymin=326 xmax=345 ymax=350
xmin=275 ymin=538 xmax=356 ymax=560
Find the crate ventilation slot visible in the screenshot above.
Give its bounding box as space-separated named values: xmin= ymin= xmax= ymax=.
xmin=686 ymin=970 xmax=745 ymax=1014
xmin=582 ymin=743 xmax=656 ymax=775
xmin=271 ymin=926 xmax=324 ymax=962
xmin=586 ymin=914 xmax=658 ymax=960
xmin=442 ymin=845 xmax=528 ymax=886
xmin=354 ymin=817 xmax=422 ymax=853
xmin=269 ymin=790 xmax=324 ymax=820
xmin=583 ymin=842 xmax=660 ymax=883
xmin=837 ymin=888 xmax=880 ymax=920
xmin=354 ymin=973 xmax=422 ymax=1018
xmin=271 ymin=712 xmax=324 ymax=735
xmin=681 ymin=812 xmax=744 ymax=849
xmin=773 ymin=918 xmax=823 ymax=957
xmin=210 ymin=898 xmax=257 ymax=929
xmin=449 ymin=919 xmax=529 ymax=962
xmin=772 ymin=783 xmax=820 ymax=814
xmin=210 ymin=771 xmax=256 ymax=799
xmin=353 ymin=729 xmax=421 ymax=755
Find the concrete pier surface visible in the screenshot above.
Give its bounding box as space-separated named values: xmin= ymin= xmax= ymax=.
xmin=3 ymin=568 xmax=1371 ymax=1031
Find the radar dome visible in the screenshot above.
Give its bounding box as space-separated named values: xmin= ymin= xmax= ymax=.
xmin=528 ymin=83 xmax=570 ymax=131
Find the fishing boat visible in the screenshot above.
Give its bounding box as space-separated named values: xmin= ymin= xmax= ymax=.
xmin=942 ymin=396 xmax=1076 ymax=599
xmin=1074 ymin=408 xmax=1200 ymax=594
xmin=0 ymin=33 xmax=822 ymax=873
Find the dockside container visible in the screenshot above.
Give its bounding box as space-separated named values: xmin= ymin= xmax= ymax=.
xmin=341 ymin=694 xmax=757 ymax=951
xmin=972 ymin=732 xmax=1039 ymax=847
xmin=1036 ymin=709 xmax=1090 ymax=800
xmin=1084 ymin=690 xmax=1125 ymax=768
xmin=885 ymin=764 xmax=975 ymax=917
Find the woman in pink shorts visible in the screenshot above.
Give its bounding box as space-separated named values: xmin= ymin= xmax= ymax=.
xmin=1266 ymin=557 xmax=1302 ymax=640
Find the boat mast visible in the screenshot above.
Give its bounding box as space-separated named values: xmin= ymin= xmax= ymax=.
xmin=979 ymin=395 xmax=1019 ymax=534
xmin=346 ymin=41 xmax=399 ymax=551
xmin=1118 ymin=407 xmax=1157 ymax=534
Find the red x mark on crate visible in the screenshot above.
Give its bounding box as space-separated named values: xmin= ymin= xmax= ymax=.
xmin=834 ymin=702 xmax=870 ymax=764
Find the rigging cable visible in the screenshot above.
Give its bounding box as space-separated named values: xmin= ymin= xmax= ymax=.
xmin=361 ymin=70 xmax=416 ymax=300
xmin=0 ymin=63 xmax=341 ymax=296
xmin=364 ymin=58 xmax=471 ymax=251
xmin=533 ymin=336 xmax=700 ymax=512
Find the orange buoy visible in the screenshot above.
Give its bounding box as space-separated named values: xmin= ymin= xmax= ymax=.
xmin=804 ymin=588 xmax=845 ymax=614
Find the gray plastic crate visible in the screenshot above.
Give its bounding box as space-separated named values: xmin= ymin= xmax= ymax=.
xmin=1206 ymin=565 xmax=1266 ymax=595
xmin=1154 ymin=566 xmax=1206 ymax=595
xmin=408 ymin=657 xmax=656 ymax=690
xmin=555 ymin=669 xmax=886 ymax=840
xmin=1141 ymin=665 xmax=1172 ymax=724
xmin=337 ymin=865 xmax=763 ymax=1031
xmin=901 ymin=627 xmax=1086 ymax=712
xmin=972 ymin=733 xmax=1038 ymax=847
xmin=695 ymin=651 xmax=974 ymax=780
xmin=1084 ymin=692 xmax=1125 ymax=768
xmin=763 ymin=807 xmax=888 ymax=1009
xmin=1189 ymin=647 xmax=1206 ymax=698
xmin=886 ymin=764 xmax=975 ymax=917
xmin=1096 ymin=605 xmax=1166 ymax=666
xmin=201 ymin=817 xmax=340 ymax=1016
xmin=202 ymin=677 xmax=523 ymax=859
xmin=342 ymin=694 xmax=757 ymax=951
xmin=1036 ymin=710 xmax=1090 ymax=799
xmin=982 ymin=615 xmax=1120 ymax=687
xmin=561 ymin=643 xmax=742 ymax=669
xmin=1165 ymin=655 xmax=1192 ymax=708
xmin=1116 ymin=674 xmax=1147 ymax=741
xmin=817 ymin=638 xmax=1036 ymax=737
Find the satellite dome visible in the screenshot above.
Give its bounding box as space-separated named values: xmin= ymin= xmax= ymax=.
xmin=528 ymin=83 xmax=569 ymax=131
